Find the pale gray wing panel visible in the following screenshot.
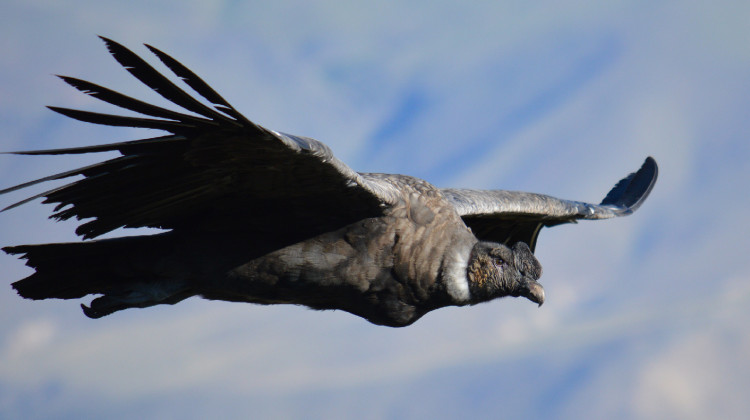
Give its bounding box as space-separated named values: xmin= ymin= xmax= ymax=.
xmin=442 ymin=189 xmax=619 ymax=220
xmin=442 ymin=157 xmax=658 ymax=251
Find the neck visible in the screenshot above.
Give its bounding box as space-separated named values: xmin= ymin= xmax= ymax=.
xmin=465 ymin=248 xmax=500 ymax=303
xmin=441 ymin=239 xmax=474 ymax=304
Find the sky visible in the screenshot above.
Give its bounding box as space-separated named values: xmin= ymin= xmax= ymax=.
xmin=1 ymin=0 xmax=749 ymax=419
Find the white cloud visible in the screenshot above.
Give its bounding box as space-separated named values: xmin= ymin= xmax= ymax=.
xmin=3 ymin=319 xmax=57 ymax=361
xmin=632 ymin=282 xmax=750 ymax=419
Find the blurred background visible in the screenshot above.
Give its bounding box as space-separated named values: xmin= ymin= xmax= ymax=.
xmin=1 ymin=1 xmax=748 ymax=419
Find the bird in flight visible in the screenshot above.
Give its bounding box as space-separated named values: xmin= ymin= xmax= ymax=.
xmin=1 ymin=38 xmax=657 ymax=327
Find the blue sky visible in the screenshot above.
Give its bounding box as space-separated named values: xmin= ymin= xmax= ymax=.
xmin=1 ymin=1 xmax=749 ymax=419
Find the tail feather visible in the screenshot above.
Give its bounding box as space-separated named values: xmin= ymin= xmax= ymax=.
xmin=6 ymin=241 xmax=121 ymax=300
xmin=5 ymin=234 xmax=193 ymax=318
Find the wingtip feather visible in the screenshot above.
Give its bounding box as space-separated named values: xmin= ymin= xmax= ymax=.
xmin=98 ymin=35 xmax=119 ymax=51
xmin=600 ymin=156 xmax=658 ymax=214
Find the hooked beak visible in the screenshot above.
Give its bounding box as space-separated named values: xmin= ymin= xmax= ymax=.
xmin=521 ymin=279 xmax=545 ymax=307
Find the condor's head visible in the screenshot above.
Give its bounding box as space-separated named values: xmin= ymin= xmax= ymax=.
xmin=467 ymin=241 xmax=544 ymax=306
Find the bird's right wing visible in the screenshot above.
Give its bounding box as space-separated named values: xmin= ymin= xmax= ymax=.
xmin=442 ymin=157 xmax=658 ymax=251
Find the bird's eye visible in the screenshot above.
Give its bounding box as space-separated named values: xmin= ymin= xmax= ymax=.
xmin=493 ymin=257 xmax=505 ymax=268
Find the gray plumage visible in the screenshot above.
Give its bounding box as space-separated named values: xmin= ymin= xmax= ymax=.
xmin=1 ymin=38 xmax=658 ymax=327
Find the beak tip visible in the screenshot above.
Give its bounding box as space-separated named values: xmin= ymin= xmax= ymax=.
xmin=526 ymin=281 xmax=545 ymax=307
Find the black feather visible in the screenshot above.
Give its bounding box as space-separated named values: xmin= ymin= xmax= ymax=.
xmin=98 ymin=36 xmax=239 ymax=126
xmin=5 ymin=135 xmax=187 ymax=156
xmin=0 ymin=155 xmax=130 ymax=197
xmin=57 ymin=76 xmax=218 ymax=127
xmin=47 ymin=106 xmax=195 ymax=131
xmin=600 ymin=156 xmax=658 ymax=214
xmin=144 ymin=45 xmax=230 ymax=108
xmin=144 ymin=44 xmax=257 ymax=128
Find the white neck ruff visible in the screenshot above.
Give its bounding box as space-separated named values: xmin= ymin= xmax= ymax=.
xmin=444 ymin=244 xmax=472 ymax=303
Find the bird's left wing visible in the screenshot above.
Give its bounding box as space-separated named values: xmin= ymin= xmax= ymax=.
xmin=441 ymin=157 xmax=658 ymax=252
xmin=0 ymin=38 xmax=398 ymax=241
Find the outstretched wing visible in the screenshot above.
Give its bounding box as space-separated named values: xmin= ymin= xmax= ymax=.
xmin=442 ymin=157 xmax=658 ymax=251
xmin=0 ymin=37 xmax=396 ymax=241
